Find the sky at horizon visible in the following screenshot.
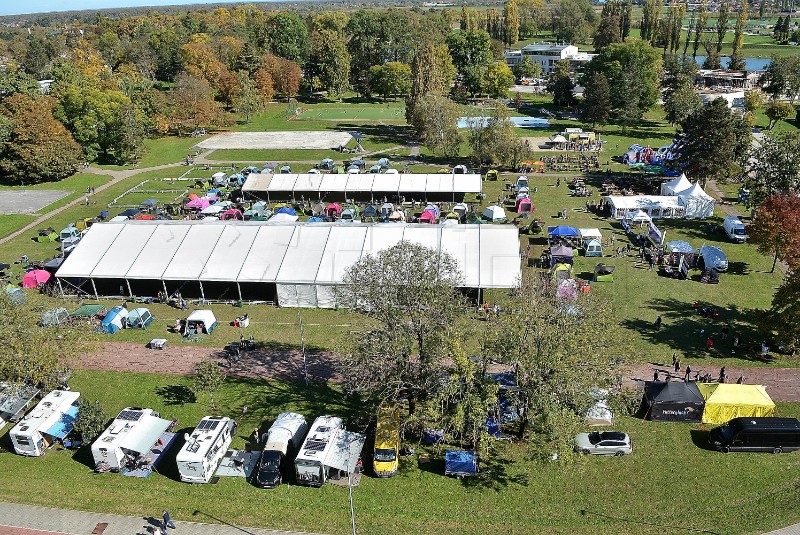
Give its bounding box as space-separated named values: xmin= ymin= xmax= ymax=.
xmin=0 ymin=0 xmax=274 ymax=17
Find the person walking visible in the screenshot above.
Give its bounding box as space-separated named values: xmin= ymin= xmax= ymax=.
xmin=655 ymin=315 xmax=662 ymax=330
xmin=163 ymin=510 xmax=176 ymax=530
xmin=653 ymin=369 xmax=659 ymax=381
xmin=674 ymin=357 xmax=680 ymax=373
xmin=684 ymin=365 xmax=692 ymax=382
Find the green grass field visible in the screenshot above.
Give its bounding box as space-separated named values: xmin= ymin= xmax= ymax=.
xmin=296 ymin=105 xmax=406 ymax=121
xmin=92 ymin=136 xmax=205 ymax=171
xmin=2 ymin=369 xmax=800 ymax=535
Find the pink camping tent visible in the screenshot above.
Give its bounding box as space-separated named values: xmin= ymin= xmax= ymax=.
xmin=517 ymin=197 xmax=534 ymax=213
xmin=419 ymin=210 xmax=438 ymax=224
xmin=186 ymin=196 xmax=211 ymax=210
xmin=221 ymin=209 xmax=244 ymax=220
xmin=326 ymin=203 xmax=342 ymax=218
xmin=22 ymin=269 xmax=51 ymax=288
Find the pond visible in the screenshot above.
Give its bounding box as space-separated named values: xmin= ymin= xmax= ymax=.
xmin=694 ymin=56 xmax=771 ymax=71
xmin=457 ymin=116 xmax=550 ymax=129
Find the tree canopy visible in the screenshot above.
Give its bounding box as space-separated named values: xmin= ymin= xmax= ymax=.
xmin=745 ymin=132 xmax=800 ymax=208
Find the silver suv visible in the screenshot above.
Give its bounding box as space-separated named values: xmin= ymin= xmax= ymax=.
xmin=574 ymin=431 xmax=632 ymax=456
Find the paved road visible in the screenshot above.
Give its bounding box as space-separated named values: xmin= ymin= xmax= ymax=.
xmin=0 ymin=502 xmax=313 ymax=535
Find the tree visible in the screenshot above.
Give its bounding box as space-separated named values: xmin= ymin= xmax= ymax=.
xmin=503 ymin=0 xmax=521 ymax=46
xmin=408 ymin=93 xmax=461 ymax=158
xmin=483 ymin=272 xmax=630 ymax=459
xmin=581 ymin=72 xmax=611 ymax=128
xmin=744 ymin=89 xmax=765 ymax=113
xmin=308 ymin=29 xmax=351 ymax=98
xmin=728 ymin=1 xmax=749 ymax=71
xmin=547 ymin=59 xmax=574 ymax=109
xmin=406 ymin=43 xmax=456 ymax=123
xmin=262 ymin=54 xmax=302 ymax=102
xmin=713 ymin=1 xmax=731 ymax=62
xmin=767 ymin=273 xmax=800 ymax=353
xmin=73 ymin=399 xmax=108 ymax=443
xmin=663 ymin=82 xmax=702 ymax=126
xmin=745 ymin=132 xmax=800 ymax=208
xmin=518 ymin=0 xmax=545 ymax=38
xmin=0 ymin=94 xmax=83 ymax=184
xmin=236 ymin=73 xmax=264 ymax=123
xmin=765 ymin=100 xmax=795 ymax=129
xmin=594 ymin=13 xmax=622 ymax=51
xmin=762 ymin=56 xmax=800 ymax=102
xmin=676 ymin=98 xmax=751 ymax=184
xmin=192 ymin=360 xmax=225 ymax=409
xmin=512 ymin=55 xmax=542 ymax=80
xmin=750 ymin=194 xmax=800 ymax=272
xmin=215 ymin=67 xmax=242 ymax=109
xmin=253 ymin=67 xmax=275 ymax=105
xmin=551 ymin=0 xmax=598 ymax=44
xmin=483 ymin=62 xmax=516 ymax=99
xmin=0 ymin=63 xmax=40 ymax=104
xmin=691 ymin=2 xmax=709 ymax=59
xmin=661 ymin=57 xmax=702 ymax=126
xmin=168 ymin=72 xmax=227 ymax=135
xmin=447 ymin=29 xmax=493 ymax=96
xmin=467 ymin=100 xmax=519 ymax=166
xmin=369 ymin=62 xmax=412 ymax=101
xmin=265 ymin=12 xmax=309 ymax=63
xmin=336 ymin=242 xmax=466 ymax=410
xmin=640 ymin=0 xmax=661 ymax=43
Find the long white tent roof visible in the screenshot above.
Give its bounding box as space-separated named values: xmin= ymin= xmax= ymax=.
xmin=242 ymin=173 xmax=482 ymax=195
xmin=57 ymin=221 xmax=520 ymax=288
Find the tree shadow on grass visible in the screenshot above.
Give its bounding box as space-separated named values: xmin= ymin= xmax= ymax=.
xmin=71 ymin=445 xmax=97 ymax=470
xmin=329 ymin=123 xmax=412 ymax=148
xmin=155 ymin=384 xmax=197 ymax=406
xmin=228 ymin=340 xmax=337 ymax=383
xmin=461 ymin=453 xmax=529 ymax=491
xmin=620 ymin=297 xmax=768 ymax=363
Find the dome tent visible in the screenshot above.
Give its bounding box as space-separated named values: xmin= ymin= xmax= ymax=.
xmin=660 ymin=173 xmax=692 ymax=196
xmin=482 ymin=205 xmax=507 ymax=222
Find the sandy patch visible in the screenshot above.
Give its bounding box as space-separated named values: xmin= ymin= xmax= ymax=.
xmin=195 ymin=131 xmax=353 ymax=150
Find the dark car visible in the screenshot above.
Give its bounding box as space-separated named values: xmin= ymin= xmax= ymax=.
xmin=708 ymin=417 xmax=800 ymax=453
xmin=253 ymin=449 xmax=284 ymax=488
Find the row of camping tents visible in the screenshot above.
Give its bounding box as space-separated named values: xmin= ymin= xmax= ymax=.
xmin=40 ymin=304 xmax=153 ymax=332
xmin=642 ymin=381 xmax=776 ymax=425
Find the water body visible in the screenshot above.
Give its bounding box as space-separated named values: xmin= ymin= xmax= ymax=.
xmin=694 ymin=56 xmax=771 ymax=71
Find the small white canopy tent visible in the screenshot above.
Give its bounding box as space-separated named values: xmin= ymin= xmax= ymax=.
xmin=200 ymin=204 xmax=225 ymax=215
xmin=660 ymin=173 xmax=692 ymax=196
xmin=482 ymin=205 xmax=507 ymax=222
xmin=269 ymin=212 xmax=299 ymax=223
xmin=627 ymin=209 xmax=652 ymax=223
xmin=677 ymin=182 xmax=716 ymax=219
xmin=578 ymin=228 xmax=602 ymax=242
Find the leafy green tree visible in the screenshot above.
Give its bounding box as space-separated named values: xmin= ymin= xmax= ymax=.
xmin=765 ymin=100 xmax=795 ymax=129
xmin=193 ymin=360 xmax=225 ymax=409
xmin=691 ymin=2 xmax=709 ymax=59
xmin=640 ymin=0 xmax=661 ymax=43
xmin=763 ymin=56 xmax=800 ymax=102
xmin=73 ymin=399 xmax=108 ymax=443
xmin=547 ymin=59 xmax=574 ymax=108
xmin=712 ymin=1 xmax=731 ymax=63
xmin=745 ymin=132 xmax=800 ymax=208
xmin=728 ymin=1 xmax=749 ymax=71
xmin=744 ymin=89 xmax=765 ymax=113
xmin=265 ymin=12 xmax=309 ymax=63
xmin=512 ymin=55 xmax=542 ymax=80
xmin=663 ymin=82 xmax=702 ymax=126
xmin=309 ymin=29 xmax=351 ymax=98
xmin=0 ymin=63 xmax=40 ymax=104
xmin=406 ymin=43 xmax=456 ymax=123
xmin=484 ymin=62 xmax=516 ymax=99
xmin=594 ymin=12 xmax=622 ymax=51
xmin=369 ymin=62 xmax=412 ymax=101
xmin=676 ymin=98 xmax=751 ymax=185
xmin=518 ymin=0 xmax=545 ymax=38
xmin=551 ymin=0 xmax=598 ymax=44
xmin=0 ymin=94 xmax=83 ymax=184
xmin=467 ymin=100 xmax=519 ymax=166
xmin=447 ymin=29 xmax=493 ymax=96
xmin=483 ymin=272 xmax=631 ymax=460
xmin=408 ymin=93 xmax=461 ymax=158
xmin=503 ymin=0 xmax=521 ymax=45
xmin=581 ymin=71 xmax=611 ymax=128
xmin=236 ymin=72 xmax=264 ymax=123
xmin=767 ymin=272 xmax=800 ymax=353
xmin=336 ymin=242 xmax=466 ymax=411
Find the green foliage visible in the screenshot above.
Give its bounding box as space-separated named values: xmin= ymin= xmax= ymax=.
xmin=662 ymin=65 xmax=702 ymax=126
xmin=265 ymin=12 xmax=309 ymax=63
xmin=467 ymin=100 xmax=526 ymax=167
xmin=551 ymin=0 xmax=598 ymax=44
xmin=503 ymin=0 xmax=520 ymax=46
xmin=744 ymin=89 xmax=765 ymax=113
xmin=745 ymin=131 xmax=800 ymax=208
xmin=728 ymin=1 xmax=749 ymax=71
xmin=406 ymin=42 xmax=456 ymax=123
xmin=408 ymin=93 xmax=462 ymax=158
xmin=581 ymin=72 xmax=611 ymax=128
xmin=235 ymin=73 xmax=264 ymax=123
xmin=762 ymin=56 xmax=800 ymax=101
xmin=73 ymin=398 xmax=108 ymax=442
xmin=765 ymin=100 xmax=795 ymax=129
xmin=0 ymin=63 xmax=40 ymax=104
xmin=192 ymin=360 xmax=226 ymax=408
xmin=483 ymin=62 xmax=515 ymax=99
xmin=368 ymin=62 xmax=412 ymax=101
xmin=512 ymin=56 xmax=542 ymax=80
xmin=308 ymin=29 xmax=351 ymax=98
xmin=768 ymin=273 xmax=800 ymax=351
xmin=447 ymin=29 xmax=492 ymax=96
xmin=546 ymin=60 xmax=574 ymax=109
xmin=640 ymin=0 xmax=661 ymax=43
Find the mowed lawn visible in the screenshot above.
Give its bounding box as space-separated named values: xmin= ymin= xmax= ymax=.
xmin=1 ymin=369 xmax=800 ymax=535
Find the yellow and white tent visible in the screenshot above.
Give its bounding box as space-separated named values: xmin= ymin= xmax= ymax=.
xmin=697 ymin=383 xmax=776 ymax=425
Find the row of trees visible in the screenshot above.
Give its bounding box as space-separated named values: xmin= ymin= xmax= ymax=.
xmin=336 ymin=242 xmax=631 ymax=458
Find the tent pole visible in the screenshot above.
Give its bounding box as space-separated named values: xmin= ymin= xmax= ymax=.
xmin=237 ymin=282 xmax=243 ymax=302
xmin=199 ymin=280 xmax=206 ymax=303
xmin=126 ymin=278 xmax=133 ymax=299
xmin=162 ymin=280 xmax=169 ymax=299
xmin=91 ymin=278 xmax=99 ymax=300
xmin=57 ymin=278 xmax=64 ymax=298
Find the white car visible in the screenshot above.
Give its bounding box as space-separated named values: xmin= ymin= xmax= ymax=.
xmin=574 ymin=431 xmax=632 ymax=456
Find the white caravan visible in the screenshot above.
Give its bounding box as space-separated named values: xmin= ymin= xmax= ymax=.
xmin=176 ymin=416 xmax=235 ymax=483
xmin=91 ymin=407 xmax=171 ymax=472
xmin=254 ymin=412 xmax=308 ymax=488
xmin=294 ymin=416 xmax=366 ymax=487
xmin=10 ymin=390 xmax=80 ymax=456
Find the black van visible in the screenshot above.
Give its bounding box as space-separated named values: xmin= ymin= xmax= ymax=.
xmin=708 ymin=417 xmax=800 ymax=453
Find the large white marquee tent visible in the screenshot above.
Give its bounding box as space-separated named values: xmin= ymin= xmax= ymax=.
xmin=242 ymin=173 xmax=483 ymax=201
xmin=56 ymin=221 xmax=521 ymax=308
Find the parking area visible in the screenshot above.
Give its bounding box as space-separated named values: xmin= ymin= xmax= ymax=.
xmin=0 ymin=190 xmax=69 ymax=215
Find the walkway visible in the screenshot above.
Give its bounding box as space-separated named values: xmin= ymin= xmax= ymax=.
xmin=0 ymin=502 xmax=315 ymax=535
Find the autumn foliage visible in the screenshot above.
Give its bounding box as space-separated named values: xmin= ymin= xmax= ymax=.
xmin=749 ymin=194 xmax=800 ymax=272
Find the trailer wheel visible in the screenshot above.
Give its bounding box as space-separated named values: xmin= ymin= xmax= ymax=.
xmin=722 ymin=446 xmax=730 ymax=453
xmin=582 ymin=449 xmax=590 ymax=455
xmin=773 ymin=447 xmax=783 ymax=454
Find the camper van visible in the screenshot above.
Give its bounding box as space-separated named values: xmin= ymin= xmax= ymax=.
xmin=10 ymin=390 xmax=80 ymax=456
xmin=723 ymin=216 xmax=747 ymax=243
xmin=709 ymin=417 xmax=800 ymax=453
xmin=176 ymin=416 xmax=234 ymax=483
xmin=91 ymin=407 xmax=171 ymax=472
xmin=254 ymin=412 xmax=308 ymax=488
xmin=295 ymin=416 xmax=365 ymax=487
xmin=373 ymin=406 xmax=400 ymax=477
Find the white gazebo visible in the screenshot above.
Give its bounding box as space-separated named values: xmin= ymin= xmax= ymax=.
xmin=660 ymin=173 xmax=692 ymax=196
xmin=676 ymin=182 xmax=715 ymax=218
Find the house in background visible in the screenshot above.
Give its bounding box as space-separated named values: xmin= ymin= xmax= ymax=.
xmin=505 ymin=43 xmax=595 ymax=74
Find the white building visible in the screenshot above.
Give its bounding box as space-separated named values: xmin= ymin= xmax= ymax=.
xmin=9 ymin=390 xmax=80 ymax=456
xmin=505 ymin=43 xmax=595 ymax=74
xmin=176 ymin=416 xmax=234 ymax=483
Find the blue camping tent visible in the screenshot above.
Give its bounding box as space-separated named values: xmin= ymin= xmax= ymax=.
xmin=275 ymin=206 xmax=296 ymax=216
xmin=100 ymin=306 xmax=128 ymax=334
xmin=547 ymin=226 xmax=580 ymax=237
xmin=307 ymin=216 xmax=324 ymax=222
xmin=445 ymin=450 xmax=477 ymax=477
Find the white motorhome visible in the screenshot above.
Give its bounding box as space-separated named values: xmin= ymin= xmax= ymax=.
xmin=10 ymin=390 xmax=80 ymax=456
xmin=175 ymin=416 xmax=235 ymax=483
xmin=294 ymin=416 xmax=365 ymax=487
xmin=91 ymin=407 xmax=171 ymax=472
xmin=254 ymin=412 xmax=308 ymax=488
xmin=723 ymin=216 xmax=747 ymax=243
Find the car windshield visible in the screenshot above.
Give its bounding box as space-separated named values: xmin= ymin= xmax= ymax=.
xmin=375 ymin=448 xmax=396 ymax=462
xmin=734 ymin=228 xmax=746 ymax=235
xmin=717 ymin=424 xmax=735 ymax=440
xmin=259 ymin=453 xmax=280 ymax=471
xmin=587 ymin=432 xmax=601 ymax=445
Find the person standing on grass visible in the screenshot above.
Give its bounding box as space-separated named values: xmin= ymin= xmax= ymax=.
xmin=655 ymin=315 xmax=662 ymax=330
xmin=674 ymin=358 xmax=680 ymax=373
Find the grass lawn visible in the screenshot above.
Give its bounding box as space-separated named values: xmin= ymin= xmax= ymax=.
xmin=92 ymin=137 xmax=205 ymax=170
xmin=0 ymin=214 xmax=35 ymax=240
xmin=2 ymin=369 xmax=800 ymax=534
xmin=204 ymin=141 xmax=402 ymax=164
xmin=296 ymin=104 xmax=406 ymax=122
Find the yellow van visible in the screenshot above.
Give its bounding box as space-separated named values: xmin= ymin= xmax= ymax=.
xmin=373 ymin=405 xmax=400 ymax=477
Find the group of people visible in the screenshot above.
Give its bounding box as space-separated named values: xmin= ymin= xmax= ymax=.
xmin=653 ymin=356 xmax=741 ymax=385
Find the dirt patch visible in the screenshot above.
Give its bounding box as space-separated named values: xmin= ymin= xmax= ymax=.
xmin=194 ymin=131 xmax=353 ymax=150
xmin=0 ymin=190 xmax=69 ymax=215
xmin=79 ymin=342 xmax=340 ymax=383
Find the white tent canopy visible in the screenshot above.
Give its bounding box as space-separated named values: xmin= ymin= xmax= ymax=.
xmin=660 ymin=173 xmax=692 ymax=196
xmin=604 ymin=195 xmax=685 ymax=220
xmin=578 ymin=228 xmax=602 ymax=241
xmin=57 ymin=221 xmax=522 ymax=308
xmin=627 ymin=209 xmax=652 ymax=223
xmin=243 ymin=173 xmax=482 ymax=197
xmin=482 ymin=205 xmax=507 ymax=222
xmin=676 ymin=182 xmax=716 ymax=218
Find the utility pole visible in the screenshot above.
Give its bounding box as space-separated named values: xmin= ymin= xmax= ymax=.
xmin=297 ymin=306 xmax=308 ymax=385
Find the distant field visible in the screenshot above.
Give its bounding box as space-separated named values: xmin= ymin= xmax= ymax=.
xmin=296 ymin=106 xmax=406 ymax=121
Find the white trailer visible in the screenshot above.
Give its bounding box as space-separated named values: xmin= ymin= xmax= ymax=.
xmin=254 ymin=412 xmax=308 ymax=488
xmin=10 ymin=390 xmax=80 ymax=456
xmin=294 ymin=416 xmax=365 ymax=487
xmin=0 ymin=383 xmax=40 ymax=430
xmin=175 ymin=415 xmax=234 ymax=483
xmin=91 ymin=407 xmax=171 ymax=472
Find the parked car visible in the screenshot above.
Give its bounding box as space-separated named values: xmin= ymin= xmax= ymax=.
xmin=708 ymin=417 xmax=800 ymax=453
xmin=723 ymin=216 xmax=747 ymax=243
xmin=698 ymin=245 xmax=729 ymax=272
xmin=574 ymin=431 xmax=632 ymax=456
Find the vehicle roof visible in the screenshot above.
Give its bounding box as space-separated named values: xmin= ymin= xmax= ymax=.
xmin=296 ymin=415 xmax=343 ymax=462
xmin=591 ymin=431 xmax=628 ymax=441
xmin=375 ymin=406 xmax=400 ymax=449
xmin=10 ymin=390 xmax=79 ymax=436
xmin=176 ymin=415 xmax=232 ymax=461
xmin=725 ymin=417 xmax=800 ymax=430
